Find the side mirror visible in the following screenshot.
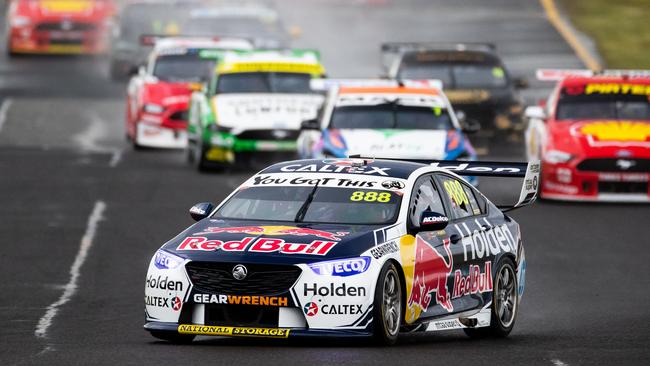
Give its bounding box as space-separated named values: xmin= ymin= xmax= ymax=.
xmin=514 ymin=77 xmax=529 ymax=89
xmin=455 ymin=110 xmax=466 ymax=124
xmin=418 ymin=211 xmax=449 ymax=231
xmin=461 ymin=119 xmax=481 ymax=134
xmin=524 ymin=106 xmax=546 ymax=120
xmin=189 ymin=202 xmax=215 ymax=221
xmin=300 ymin=119 xmax=320 ymax=130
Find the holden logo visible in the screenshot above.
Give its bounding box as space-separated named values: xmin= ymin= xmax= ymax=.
xmin=232 ymin=264 xmax=248 ymax=280
xmin=616 ymin=159 xmax=636 ymax=170
xmin=272 ymin=130 xmax=289 ymax=139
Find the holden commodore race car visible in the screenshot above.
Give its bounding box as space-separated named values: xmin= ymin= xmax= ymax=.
xmin=6 ymin=0 xmax=115 ymax=55
xmin=525 ymin=69 xmax=650 ymax=202
xmin=298 ymin=79 xmax=479 ymax=183
xmin=381 ymin=42 xmax=527 ymax=133
xmin=186 ymin=49 xmax=326 ymax=170
xmin=144 ymin=157 xmax=539 ymax=344
xmin=126 ymin=36 xmax=253 ymax=149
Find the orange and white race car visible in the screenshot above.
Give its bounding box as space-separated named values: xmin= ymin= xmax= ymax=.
xmin=6 ymin=0 xmax=115 ymax=55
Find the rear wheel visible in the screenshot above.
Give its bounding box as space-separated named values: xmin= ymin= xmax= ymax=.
xmin=150 ymin=330 xmax=195 ymax=344
xmin=464 ymin=257 xmax=518 ymax=338
xmin=373 ymin=262 xmax=402 ymax=345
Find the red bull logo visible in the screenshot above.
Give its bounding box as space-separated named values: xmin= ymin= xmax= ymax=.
xmin=195 ymin=226 xmax=347 ymax=242
xmin=407 ymin=237 xmax=454 ymax=313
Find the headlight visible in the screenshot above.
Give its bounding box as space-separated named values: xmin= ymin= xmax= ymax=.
xmin=143 ymin=104 xmax=164 ymax=114
xmin=11 ymin=16 xmax=31 ymax=27
xmin=308 ymin=257 xmax=371 ymax=277
xmin=544 ymin=149 xmax=573 ymax=164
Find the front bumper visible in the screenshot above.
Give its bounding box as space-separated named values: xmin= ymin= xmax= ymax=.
xmin=144 ymin=321 xmax=372 ymax=339
xmin=8 ymin=28 xmax=109 ymax=55
xmin=136 ymin=123 xmax=187 ymax=149
xmin=541 ymin=161 xmax=650 ymax=202
xmin=202 ymin=130 xmax=298 ymax=164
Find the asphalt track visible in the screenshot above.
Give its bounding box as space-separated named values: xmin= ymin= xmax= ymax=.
xmin=0 ymin=1 xmax=648 ymax=365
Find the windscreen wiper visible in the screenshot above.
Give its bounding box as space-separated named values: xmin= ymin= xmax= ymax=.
xmin=294 ymin=181 xmax=320 ymax=223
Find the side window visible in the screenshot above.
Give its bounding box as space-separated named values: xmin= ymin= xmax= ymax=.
xmin=409 ymin=175 xmax=446 ymax=228
xmin=462 ymin=183 xmax=487 ymax=215
xmin=438 ymin=175 xmax=474 ymax=219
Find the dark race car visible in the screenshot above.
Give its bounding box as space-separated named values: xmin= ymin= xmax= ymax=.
xmin=144 ymin=157 xmax=539 ymax=344
xmin=382 ymin=42 xmax=528 ymax=133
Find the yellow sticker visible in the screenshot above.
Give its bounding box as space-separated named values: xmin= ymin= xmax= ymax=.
xmin=349 ymin=191 xmax=391 ymax=202
xmin=443 ymin=180 xmax=469 ymax=207
xmin=492 ymin=67 xmax=505 ymax=78
xmin=218 ymin=62 xmax=325 ymax=76
xmin=178 ymin=325 xmax=290 ymax=338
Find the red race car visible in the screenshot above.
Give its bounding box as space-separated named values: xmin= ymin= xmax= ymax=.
xmin=525 ymin=69 xmax=650 ymax=202
xmin=126 ymin=36 xmax=252 ymax=149
xmin=6 ymin=0 xmax=115 ymax=55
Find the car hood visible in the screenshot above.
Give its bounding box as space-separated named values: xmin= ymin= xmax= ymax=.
xmin=161 ymin=219 xmax=382 ymax=265
xmin=336 ymin=129 xmax=448 ymax=159
xmin=143 ymin=81 xmax=196 ymax=106
xmin=549 ymin=119 xmax=650 ymax=157
xmin=29 ymin=0 xmax=113 ymax=19
xmin=213 ymin=94 xmax=325 ymax=130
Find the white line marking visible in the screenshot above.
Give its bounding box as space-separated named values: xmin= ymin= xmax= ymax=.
xmin=0 ymin=98 xmax=14 ymax=134
xmin=551 ymin=359 xmax=569 ymax=366
xmin=109 ymin=150 xmax=123 ymax=168
xmin=35 ymin=201 xmax=106 ymax=338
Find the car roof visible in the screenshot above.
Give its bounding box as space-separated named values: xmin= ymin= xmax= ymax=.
xmin=259 ymin=158 xmax=436 ymax=180
xmin=400 ymin=49 xmax=502 ymax=65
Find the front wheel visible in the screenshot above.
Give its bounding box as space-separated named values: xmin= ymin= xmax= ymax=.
xmin=464 ymin=257 xmax=518 ymax=338
xmin=372 ymin=262 xmax=402 ymax=345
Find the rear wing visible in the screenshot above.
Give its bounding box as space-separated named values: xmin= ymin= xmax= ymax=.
xmin=310 ymin=78 xmax=443 ymax=92
xmin=349 ymin=156 xmax=541 ymax=211
xmin=380 ymin=42 xmax=496 ymax=75
xmin=536 ymin=68 xmax=650 ymax=81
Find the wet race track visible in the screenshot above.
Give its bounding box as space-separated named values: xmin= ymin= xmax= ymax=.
xmin=0 ymin=1 xmax=648 ymax=365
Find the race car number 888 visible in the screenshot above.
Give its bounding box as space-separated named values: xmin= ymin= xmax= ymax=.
xmin=443 ymin=180 xmax=469 ymax=207
xmin=350 ymin=191 xmax=391 ymax=203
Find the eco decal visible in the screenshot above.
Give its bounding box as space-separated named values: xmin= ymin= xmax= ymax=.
xmin=308 ymin=257 xmax=371 ymax=277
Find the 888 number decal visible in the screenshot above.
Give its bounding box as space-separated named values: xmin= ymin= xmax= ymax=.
xmin=350 ymin=191 xmax=392 ymax=203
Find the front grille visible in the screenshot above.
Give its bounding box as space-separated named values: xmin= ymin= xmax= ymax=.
xmin=598 ymin=181 xmax=648 ymax=194
xmin=185 ymin=262 xmax=302 ymax=296
xmin=169 ymin=110 xmax=188 ymax=122
xmin=577 ymin=158 xmax=650 ymax=173
xmin=36 ymin=22 xmax=96 ymax=32
xmin=236 ymin=129 xmax=300 ymax=141
xmin=205 ymin=304 xmax=279 ymax=327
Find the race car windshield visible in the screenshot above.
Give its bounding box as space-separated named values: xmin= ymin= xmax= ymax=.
xmin=119 ymin=4 xmax=187 ymax=43
xmin=398 ymin=64 xmax=507 ymax=88
xmin=556 ymin=94 xmax=650 ymax=120
xmin=153 ymin=55 xmax=216 ymax=82
xmin=330 ymin=104 xmax=453 ymax=130
xmin=216 ymin=72 xmax=312 ymax=93
xmin=215 ymin=186 xmax=401 ymax=225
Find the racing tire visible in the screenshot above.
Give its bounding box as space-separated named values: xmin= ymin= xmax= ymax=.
xmin=464 ymin=257 xmax=518 ymax=339
xmin=372 ymin=261 xmax=402 ymax=345
xmin=149 ymin=330 xmax=195 ymax=344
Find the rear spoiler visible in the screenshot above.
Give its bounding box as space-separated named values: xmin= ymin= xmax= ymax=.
xmin=310 ymin=78 xmax=443 ymax=91
xmin=536 ymin=68 xmax=650 ymax=81
xmin=349 ymin=156 xmax=541 ymax=211
xmin=380 ymin=42 xmax=496 ymax=77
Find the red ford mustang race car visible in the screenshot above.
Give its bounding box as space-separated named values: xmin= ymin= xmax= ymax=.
xmin=126 ymin=36 xmax=252 ymax=149
xmin=6 ymin=0 xmax=115 ymax=55
xmin=525 ymin=69 xmax=650 ymax=202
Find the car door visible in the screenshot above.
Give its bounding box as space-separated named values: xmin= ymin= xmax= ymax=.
xmin=435 ymin=173 xmax=495 ymax=313
xmin=405 ymin=174 xmax=465 ymax=323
